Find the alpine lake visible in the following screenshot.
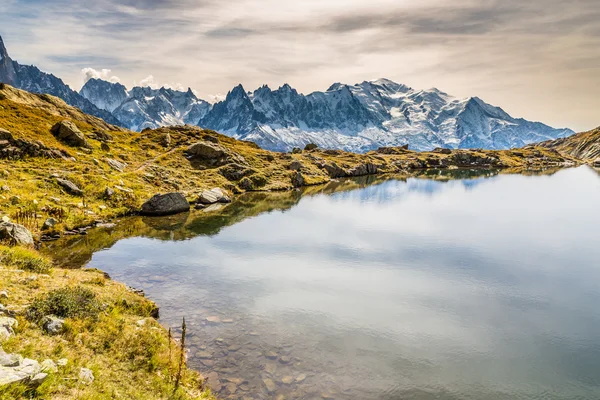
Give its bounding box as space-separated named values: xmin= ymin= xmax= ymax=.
xmin=42 ymin=167 xmax=600 ymax=400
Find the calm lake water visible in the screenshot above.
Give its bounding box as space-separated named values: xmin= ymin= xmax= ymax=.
xmin=67 ymin=167 xmax=600 ymax=399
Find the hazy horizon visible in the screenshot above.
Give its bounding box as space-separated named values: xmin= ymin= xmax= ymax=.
xmin=1 ymin=0 xmax=598 ymax=132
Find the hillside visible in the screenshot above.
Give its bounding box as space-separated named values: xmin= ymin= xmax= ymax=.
xmin=0 ymin=84 xmax=581 ymax=238
xmin=537 ymin=126 xmax=600 ymax=163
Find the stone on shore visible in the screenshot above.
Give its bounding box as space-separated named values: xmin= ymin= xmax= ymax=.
xmin=198 ymin=188 xmax=231 ymax=204
xmin=140 ymin=193 xmax=190 ymax=216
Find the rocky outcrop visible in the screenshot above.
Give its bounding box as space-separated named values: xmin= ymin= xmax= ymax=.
xmin=348 ymin=163 xmax=378 ymax=176
xmin=140 ymin=193 xmax=190 ymax=216
xmin=0 ymin=352 xmax=48 ymax=387
xmin=0 ymin=128 xmax=72 ymax=160
xmin=323 ymin=162 xmax=347 ymax=178
xmin=50 ymin=121 xmax=90 ymax=148
xmin=219 ymin=163 xmax=255 ymax=181
xmin=0 ymin=222 xmax=34 ymax=246
xmin=0 ymin=316 xmax=18 ymax=340
xmin=185 ymin=141 xmax=247 ymax=167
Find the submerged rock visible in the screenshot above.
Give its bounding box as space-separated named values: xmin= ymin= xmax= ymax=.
xmin=140 ymin=193 xmax=190 ymax=216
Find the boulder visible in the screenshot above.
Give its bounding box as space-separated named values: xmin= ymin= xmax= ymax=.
xmin=140 ymin=193 xmax=190 ymax=216
xmin=198 ymin=188 xmax=230 ymax=204
xmin=291 ymin=171 xmax=305 ymax=188
xmin=323 ymin=162 xmax=346 ymax=178
xmin=304 ymin=143 xmax=318 ymax=151
xmin=348 ymin=163 xmax=378 ymax=176
xmin=105 ymin=158 xmax=127 ymax=172
xmin=292 ymin=147 xmax=302 ymax=154
xmin=41 ymin=316 xmax=65 ymax=335
xmin=185 ymin=141 xmax=226 ymax=160
xmin=433 ymin=147 xmax=452 ymax=155
xmin=50 ymin=121 xmax=90 ymax=148
xmin=219 ymin=163 xmax=254 ymax=181
xmin=100 ymin=142 xmax=110 ymax=152
xmin=593 ymin=158 xmax=600 ymax=167
xmin=0 ymin=356 xmax=44 ymax=386
xmin=56 ymin=178 xmax=83 ymax=196
xmin=40 ymin=359 xmax=58 ymax=373
xmin=288 ymin=160 xmax=304 ymax=171
xmin=0 ymin=222 xmax=34 ymax=246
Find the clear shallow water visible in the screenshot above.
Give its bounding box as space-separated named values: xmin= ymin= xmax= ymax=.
xmin=81 ymin=167 xmax=600 ymax=399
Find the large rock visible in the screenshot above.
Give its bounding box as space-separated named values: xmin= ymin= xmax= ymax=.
xmin=105 ymin=158 xmax=127 ymax=172
xmin=323 ymin=162 xmax=347 ymax=178
xmin=291 ymin=171 xmax=305 ymax=188
xmin=50 ymin=121 xmax=90 ymax=148
xmin=0 ymin=222 xmax=34 ymax=246
xmin=185 ymin=141 xmax=226 ymax=160
xmin=140 ymin=193 xmax=190 ymax=216
xmin=197 ymin=188 xmax=231 ymax=205
xmin=219 ymin=163 xmax=254 ymax=181
xmin=56 ymin=178 xmax=83 ymax=196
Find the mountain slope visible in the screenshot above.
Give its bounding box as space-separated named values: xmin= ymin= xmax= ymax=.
xmin=538 ymin=126 xmax=600 ymax=162
xmin=80 ymin=79 xmax=211 ymax=131
xmin=0 ymin=35 xmax=122 ymax=126
xmin=198 ymin=79 xmax=573 ymax=152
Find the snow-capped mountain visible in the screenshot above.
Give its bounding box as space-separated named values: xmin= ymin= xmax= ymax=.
xmin=1 ymin=32 xmax=573 ymax=152
xmin=80 ymin=79 xmax=211 ymax=131
xmin=0 ymin=35 xmax=121 ymax=126
xmin=198 ymin=79 xmax=573 ymax=152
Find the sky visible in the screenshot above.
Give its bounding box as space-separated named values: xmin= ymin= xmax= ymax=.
xmin=0 ymin=0 xmax=598 ymax=131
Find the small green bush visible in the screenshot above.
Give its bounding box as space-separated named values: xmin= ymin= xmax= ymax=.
xmin=0 ymin=245 xmax=52 ymax=273
xmin=27 ymin=286 xmax=102 ymax=322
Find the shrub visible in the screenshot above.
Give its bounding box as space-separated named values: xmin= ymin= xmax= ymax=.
xmin=0 ymin=245 xmax=52 ymax=273
xmin=27 ymin=286 xmax=102 ymax=322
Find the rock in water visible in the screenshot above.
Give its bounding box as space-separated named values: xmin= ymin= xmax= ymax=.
xmin=140 ymin=193 xmax=190 ymax=216
xmin=197 ymin=188 xmax=231 ymax=204
xmin=0 ymin=222 xmax=34 ymax=246
xmin=50 ymin=121 xmax=90 ymax=148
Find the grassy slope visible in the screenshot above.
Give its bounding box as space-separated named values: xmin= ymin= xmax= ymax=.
xmin=0 ymin=247 xmax=215 ymax=400
xmin=537 ymin=126 xmax=600 ymax=162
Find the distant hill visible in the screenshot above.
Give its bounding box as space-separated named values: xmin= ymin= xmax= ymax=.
xmin=538 ymin=126 xmax=600 ymax=162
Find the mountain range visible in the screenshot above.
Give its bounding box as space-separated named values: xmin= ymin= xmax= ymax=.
xmin=0 ymin=34 xmax=574 ymax=152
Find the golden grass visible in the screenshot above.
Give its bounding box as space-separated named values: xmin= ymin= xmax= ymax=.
xmin=0 ymin=251 xmax=215 ymax=400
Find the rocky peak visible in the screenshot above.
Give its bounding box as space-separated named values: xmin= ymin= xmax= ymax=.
xmin=0 ymin=35 xmax=9 ymax=61
xmin=0 ymin=35 xmax=17 ymax=85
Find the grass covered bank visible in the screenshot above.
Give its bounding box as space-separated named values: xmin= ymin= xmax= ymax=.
xmin=0 ymin=245 xmax=215 ymax=400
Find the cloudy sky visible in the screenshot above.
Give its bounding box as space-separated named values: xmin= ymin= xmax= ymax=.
xmin=0 ymin=0 xmax=598 ymax=131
